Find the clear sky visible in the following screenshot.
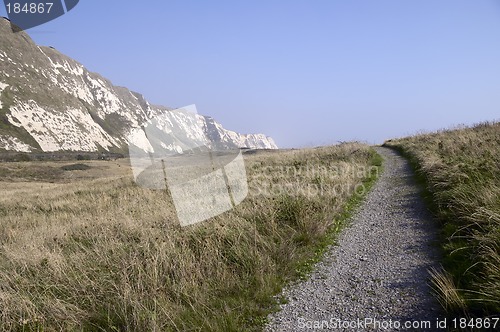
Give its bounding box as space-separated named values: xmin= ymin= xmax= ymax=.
xmin=2 ymin=0 xmax=499 ymax=148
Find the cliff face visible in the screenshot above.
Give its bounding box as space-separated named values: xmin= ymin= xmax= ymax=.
xmin=0 ymin=18 xmax=277 ymax=153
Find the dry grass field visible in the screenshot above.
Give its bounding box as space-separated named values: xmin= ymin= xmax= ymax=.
xmin=384 ymin=121 xmax=500 ymax=317
xmin=0 ymin=143 xmax=380 ymax=331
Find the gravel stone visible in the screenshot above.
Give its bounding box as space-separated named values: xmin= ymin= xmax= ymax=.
xmin=265 ymin=147 xmax=442 ymax=331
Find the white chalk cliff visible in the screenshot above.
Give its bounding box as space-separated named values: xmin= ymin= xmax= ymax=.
xmin=0 ymin=18 xmax=278 ymax=153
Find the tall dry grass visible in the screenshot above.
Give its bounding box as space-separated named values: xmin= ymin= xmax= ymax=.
xmin=0 ymin=143 xmax=380 ymax=331
xmin=384 ymin=121 xmax=500 ymax=316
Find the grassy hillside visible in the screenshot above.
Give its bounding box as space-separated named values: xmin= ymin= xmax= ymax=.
xmin=384 ymin=121 xmax=500 ymax=316
xmin=0 ymin=143 xmax=380 ymax=331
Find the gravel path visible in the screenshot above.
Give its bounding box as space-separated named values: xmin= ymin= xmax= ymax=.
xmin=265 ymin=147 xmax=442 ymax=331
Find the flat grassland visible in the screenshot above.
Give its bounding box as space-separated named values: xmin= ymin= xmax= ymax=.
xmin=384 ymin=122 xmax=500 ymax=316
xmin=0 ymin=143 xmax=380 ymax=331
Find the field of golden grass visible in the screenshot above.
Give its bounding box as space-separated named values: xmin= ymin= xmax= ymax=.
xmin=384 ymin=121 xmax=500 ymax=316
xmin=0 ymin=143 xmax=380 ymax=331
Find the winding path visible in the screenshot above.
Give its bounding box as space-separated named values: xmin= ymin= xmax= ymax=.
xmin=265 ymin=147 xmax=442 ymax=331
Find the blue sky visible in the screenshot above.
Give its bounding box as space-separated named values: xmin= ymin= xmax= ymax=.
xmin=2 ymin=0 xmax=500 ymax=147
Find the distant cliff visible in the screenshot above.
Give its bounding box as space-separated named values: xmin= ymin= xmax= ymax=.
xmin=0 ymin=18 xmax=278 ymax=153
